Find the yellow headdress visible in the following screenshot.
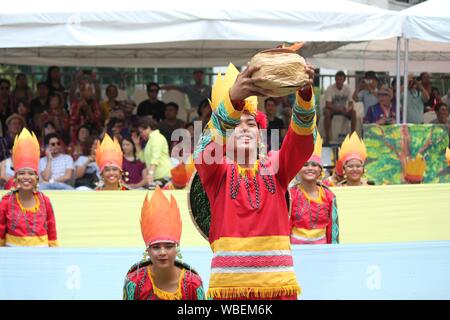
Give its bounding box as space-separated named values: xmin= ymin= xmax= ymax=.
xmin=140 ymin=186 xmax=182 ymax=247
xmin=12 ymin=128 xmax=40 ymax=173
xmin=211 ymin=63 xmax=258 ymax=116
xmin=95 ymin=134 xmax=123 ymax=172
xmin=339 ymin=132 xmax=367 ymax=165
xmin=307 ymin=132 xmax=323 ymax=166
xmin=404 ymin=154 xmax=426 ymax=183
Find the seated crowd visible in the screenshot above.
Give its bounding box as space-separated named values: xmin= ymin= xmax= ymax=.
xmin=0 ymin=66 xmax=448 ymax=191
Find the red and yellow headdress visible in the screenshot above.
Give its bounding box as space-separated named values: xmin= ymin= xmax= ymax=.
xmin=140 ymin=186 xmax=182 ymax=247
xmin=307 ymin=132 xmax=323 ymax=166
xmin=211 ymin=63 xmax=258 ymax=116
xmin=170 ymin=158 xmax=195 ymax=189
xmin=404 ymin=154 xmax=426 ymax=183
xmin=95 ymin=134 xmax=123 ymax=172
xmin=12 ymin=128 xmax=40 ymax=173
xmin=339 ymin=132 xmax=367 ymax=165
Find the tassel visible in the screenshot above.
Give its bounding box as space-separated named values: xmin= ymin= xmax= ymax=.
xmin=207 ymin=285 xmax=301 ymax=299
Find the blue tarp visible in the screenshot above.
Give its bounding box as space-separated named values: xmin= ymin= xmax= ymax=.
xmin=1 ymin=241 xmax=449 ymax=300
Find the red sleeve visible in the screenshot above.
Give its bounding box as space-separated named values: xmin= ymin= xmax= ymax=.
xmin=271 ymin=129 xmax=314 ymax=189
xmin=0 ymin=195 xmax=9 ymax=246
xmin=43 ymin=194 xmax=58 ymax=247
xmin=194 ymin=142 xmax=227 ymax=197
xmin=187 ymin=271 xmax=205 ymax=300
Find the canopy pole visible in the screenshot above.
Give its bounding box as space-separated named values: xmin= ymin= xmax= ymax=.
xmin=396 ymin=36 xmax=401 ymax=124
xmin=402 ymin=39 xmax=409 ymax=124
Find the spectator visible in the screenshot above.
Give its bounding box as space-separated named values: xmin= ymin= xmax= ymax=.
xmin=403 ymin=75 xmax=430 ymax=124
xmin=10 ymin=73 xmax=32 ymax=112
xmin=324 ymin=71 xmax=356 ymax=144
xmin=38 ymin=121 xmax=67 ymax=157
xmin=419 ymin=72 xmax=441 ymax=112
xmin=353 ymin=71 xmax=379 ymax=116
xmin=68 ymin=125 xmax=93 ymax=162
xmin=100 ymin=84 xmax=120 ymax=122
xmin=40 ymin=93 xmax=70 ymax=142
xmin=264 ymin=97 xmax=286 ymax=151
xmin=0 ymin=139 xmax=14 ymax=189
xmin=45 ymin=66 xmax=66 ymax=97
xmin=158 ymin=102 xmax=186 ymax=151
xmin=136 ymin=117 xmax=172 ymax=186
xmin=73 ymin=138 xmax=99 ymax=189
xmin=106 ymin=117 xmax=129 ymax=140
xmin=30 ymin=82 xmax=50 ymax=116
xmin=171 ymin=122 xmax=196 ymax=161
xmin=0 ymin=79 xmax=12 ymax=129
xmin=162 ymin=70 xmax=212 ymax=110
xmin=430 ymin=102 xmax=450 ymax=145
xmin=70 ymin=82 xmax=102 ymax=141
xmin=136 ymin=82 xmax=166 ymax=122
xmin=192 ymin=99 xmax=212 ymax=130
xmin=0 ymin=114 xmax=25 ymax=161
xmin=364 ymin=85 xmax=396 ymax=125
xmin=69 ymin=70 xmax=101 ymax=106
xmin=17 ymin=99 xmax=34 ymax=130
xmin=121 ymin=136 xmax=148 ymax=189
xmin=39 ymin=133 xmax=74 ymax=190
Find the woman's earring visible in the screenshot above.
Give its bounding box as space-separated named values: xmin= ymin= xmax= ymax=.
xmin=176 ymin=246 xmax=183 ymax=261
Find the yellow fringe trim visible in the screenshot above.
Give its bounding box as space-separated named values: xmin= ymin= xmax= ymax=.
xmin=207 ymin=285 xmax=301 ymax=299
xmin=148 ymin=267 xmax=184 ymax=300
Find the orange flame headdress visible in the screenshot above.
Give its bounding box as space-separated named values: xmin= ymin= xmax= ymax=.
xmin=95 ymin=134 xmax=123 ymax=172
xmin=338 ymin=132 xmax=367 ymax=165
xmin=140 ymin=186 xmax=182 ymax=247
xmin=170 ymin=158 xmax=195 ymax=189
xmin=12 ymin=128 xmax=40 ymax=173
xmin=307 ymin=132 xmax=323 ymax=166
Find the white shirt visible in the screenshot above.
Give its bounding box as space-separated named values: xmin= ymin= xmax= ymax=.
xmin=39 ymin=154 xmax=74 ymax=180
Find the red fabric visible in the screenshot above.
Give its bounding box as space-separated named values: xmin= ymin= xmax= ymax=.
xmin=0 ymin=191 xmax=58 ymax=245
xmin=211 ymin=255 xmax=293 ymax=268
xmin=195 ymin=127 xmax=314 ymax=244
xmin=220 ymin=294 xmax=297 ymax=300
xmin=289 ymin=186 xmax=335 ymax=244
xmin=125 ymin=267 xmax=203 ymax=300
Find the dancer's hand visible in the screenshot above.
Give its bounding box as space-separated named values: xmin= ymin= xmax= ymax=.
xmin=229 ymin=65 xmax=271 ymax=103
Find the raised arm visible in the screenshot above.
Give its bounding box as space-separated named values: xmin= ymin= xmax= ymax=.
xmin=273 ymin=64 xmax=317 ymax=188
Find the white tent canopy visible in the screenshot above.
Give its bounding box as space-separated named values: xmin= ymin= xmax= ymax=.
xmin=403 ymin=0 xmax=450 ymax=42
xmin=0 ymin=0 xmax=402 ymax=67
xmin=310 ymin=38 xmax=450 ymax=73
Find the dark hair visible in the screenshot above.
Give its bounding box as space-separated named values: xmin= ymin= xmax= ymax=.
xmin=419 ymin=72 xmax=429 ymax=81
xmin=165 ymin=102 xmax=179 ymax=112
xmin=121 ymin=135 xmax=137 ymax=161
xmin=49 ymin=92 xmax=63 ymax=105
xmin=197 ymin=99 xmax=210 ymax=117
xmin=335 ymin=70 xmax=346 ymax=79
xmin=17 ymin=99 xmax=30 ymax=110
xmin=77 ymin=125 xmax=92 ymax=138
xmin=108 ymin=117 xmax=125 ymax=131
xmin=264 ymin=97 xmax=276 ymax=106
xmin=365 ymin=71 xmax=377 ymax=80
xmin=193 ymin=70 xmax=204 ymax=75
xmin=37 ymin=81 xmax=48 ymax=89
xmin=0 ymin=78 xmax=11 ymax=87
xmin=46 ymin=66 xmax=60 ymax=84
xmin=146 ymin=82 xmax=160 ymax=92
xmin=44 ymin=133 xmax=60 ymax=146
xmin=435 ymin=102 xmax=448 ymax=113
xmin=138 ymin=116 xmax=158 ymax=130
xmin=43 ymin=121 xmax=56 ymax=129
xmin=106 ymin=84 xmax=118 ymax=93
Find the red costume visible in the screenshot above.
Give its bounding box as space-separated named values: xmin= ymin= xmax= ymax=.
xmin=0 ymin=129 xmax=58 ymax=247
xmin=193 ymin=64 xmax=316 ymax=299
xmin=123 ymin=187 xmax=205 ymax=300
